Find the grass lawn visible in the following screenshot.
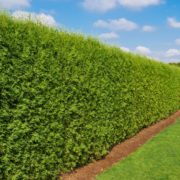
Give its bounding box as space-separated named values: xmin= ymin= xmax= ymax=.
xmin=97 ymin=119 xmax=180 ymax=180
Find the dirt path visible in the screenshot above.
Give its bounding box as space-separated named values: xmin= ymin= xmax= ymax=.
xmin=61 ymin=110 xmax=180 ymax=180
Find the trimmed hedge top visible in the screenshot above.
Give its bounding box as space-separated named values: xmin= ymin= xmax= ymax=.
xmin=0 ymin=14 xmax=180 ymax=179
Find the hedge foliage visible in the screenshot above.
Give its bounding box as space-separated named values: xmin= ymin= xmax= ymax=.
xmin=0 ymin=14 xmax=180 ymax=179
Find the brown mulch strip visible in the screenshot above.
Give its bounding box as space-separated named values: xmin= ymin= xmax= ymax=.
xmin=61 ymin=110 xmax=180 ymax=180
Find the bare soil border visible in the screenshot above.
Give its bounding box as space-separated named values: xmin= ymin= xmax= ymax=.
xmin=61 ymin=110 xmax=180 ymax=180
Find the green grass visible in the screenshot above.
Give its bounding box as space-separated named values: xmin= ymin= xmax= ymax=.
xmin=97 ymin=119 xmax=180 ymax=180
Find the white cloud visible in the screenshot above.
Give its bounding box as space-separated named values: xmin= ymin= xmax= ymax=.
xmin=82 ymin=0 xmax=162 ymax=12
xmin=120 ymin=46 xmax=130 ymax=52
xmin=0 ymin=0 xmax=30 ymax=10
xmin=12 ymin=11 xmax=58 ymax=27
xmin=175 ymin=39 xmax=180 ymax=45
xmin=98 ymin=32 xmax=119 ymax=40
xmin=142 ymin=25 xmax=156 ymax=32
xmin=82 ymin=0 xmax=117 ymax=12
xmin=94 ymin=20 xmax=108 ymax=28
xmin=94 ymin=18 xmax=138 ymax=31
xmin=148 ymin=50 xmax=180 ymax=63
xmin=167 ymin=17 xmax=180 ymax=28
xmin=165 ymin=49 xmax=180 ymax=57
xmin=135 ymin=46 xmax=151 ymax=55
xmin=118 ymin=0 xmax=162 ymax=9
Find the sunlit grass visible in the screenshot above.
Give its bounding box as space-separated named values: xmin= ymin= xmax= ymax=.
xmin=97 ymin=119 xmax=180 ymax=180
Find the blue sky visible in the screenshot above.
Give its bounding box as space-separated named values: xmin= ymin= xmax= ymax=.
xmin=1 ymin=0 xmax=180 ymax=63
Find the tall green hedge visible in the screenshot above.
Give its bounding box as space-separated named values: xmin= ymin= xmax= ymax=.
xmin=0 ymin=14 xmax=180 ymax=179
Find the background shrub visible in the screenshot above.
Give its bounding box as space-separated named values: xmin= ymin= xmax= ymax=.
xmin=169 ymin=62 xmax=180 ymax=67
xmin=0 ymin=14 xmax=180 ymax=179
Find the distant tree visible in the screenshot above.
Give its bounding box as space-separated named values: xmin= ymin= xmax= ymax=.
xmin=169 ymin=62 xmax=180 ymax=67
